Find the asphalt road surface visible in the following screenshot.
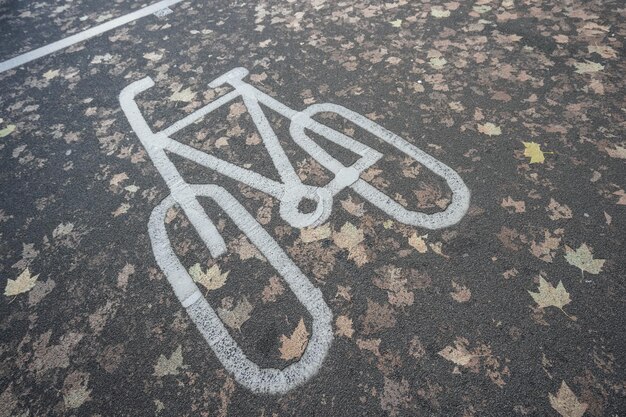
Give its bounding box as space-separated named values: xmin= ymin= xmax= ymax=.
xmin=1 ymin=0 xmax=625 ymax=416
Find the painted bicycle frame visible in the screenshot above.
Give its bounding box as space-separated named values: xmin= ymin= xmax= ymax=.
xmin=119 ymin=67 xmax=470 ymax=394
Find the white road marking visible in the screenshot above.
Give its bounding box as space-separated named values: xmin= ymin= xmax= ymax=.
xmin=119 ymin=67 xmax=471 ymax=394
xmin=0 ymin=0 xmax=183 ymax=74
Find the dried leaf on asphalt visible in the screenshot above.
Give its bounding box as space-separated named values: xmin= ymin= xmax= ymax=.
xmin=564 ymin=243 xmax=605 ymax=275
xmin=528 ymin=277 xmax=575 ymax=319
xmin=279 ymin=318 xmax=309 ymax=360
xmin=0 ymin=124 xmax=16 ymax=137
xmin=549 ymin=381 xmax=588 ymax=417
xmin=300 ymin=223 xmax=331 ymax=243
xmin=189 ymin=263 xmax=229 ymax=292
xmin=574 ymin=60 xmax=603 ymax=74
xmin=217 ymin=297 xmax=253 ymax=331
xmin=4 ymin=268 xmax=39 ymax=296
xmin=477 ymin=122 xmax=501 ymax=136
xmin=154 ymin=345 xmax=184 ymax=377
xmin=522 ymin=142 xmax=546 ymax=164
xmin=408 ymin=233 xmax=428 ymax=253
xmin=333 ymin=222 xmax=369 ymax=266
xmin=340 ymin=196 xmax=365 ymax=217
xmin=335 ymin=315 xmax=354 ymax=338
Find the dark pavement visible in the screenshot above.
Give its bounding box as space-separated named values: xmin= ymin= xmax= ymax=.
xmin=1 ymin=0 xmax=625 ymax=416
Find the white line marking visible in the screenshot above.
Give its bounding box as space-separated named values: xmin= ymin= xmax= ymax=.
xmin=119 ymin=67 xmax=471 ymax=394
xmin=0 ymin=0 xmax=182 ymax=74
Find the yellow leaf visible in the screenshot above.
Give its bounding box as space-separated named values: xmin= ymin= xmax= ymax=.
xmin=169 ymin=87 xmax=196 ymax=102
xmin=477 ymin=122 xmax=501 ymax=136
xmin=0 ymin=124 xmax=16 ymax=138
xmin=522 ymin=141 xmax=546 ymax=163
xmin=189 ymin=263 xmax=229 ymax=291
xmin=549 ymin=381 xmax=588 ymax=417
xmin=528 ymin=277 xmax=574 ymax=319
xmin=300 ymin=223 xmax=331 ymax=243
xmin=279 ymin=318 xmax=309 ymax=360
xmin=408 ymin=233 xmax=428 ymax=253
xmin=389 ymin=19 xmax=402 ymax=28
xmin=4 ymin=268 xmax=39 ymax=296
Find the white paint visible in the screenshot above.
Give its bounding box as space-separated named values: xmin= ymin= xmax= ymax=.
xmin=148 ymin=186 xmax=332 ymax=394
xmin=119 ymin=67 xmax=470 ymax=394
xmin=0 ymin=0 xmax=182 ymax=74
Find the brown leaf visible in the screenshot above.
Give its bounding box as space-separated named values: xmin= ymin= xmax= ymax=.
xmin=261 ymin=276 xmax=284 ymax=303
xmin=547 ymin=199 xmax=572 ymax=220
xmin=361 ymin=298 xmax=396 ymax=335
xmin=335 ymin=315 xmax=354 ymax=338
xmin=501 ymin=196 xmax=525 ymax=213
xmin=549 ymin=381 xmax=588 ymax=417
xmin=279 ymin=318 xmax=309 ymax=361
xmin=450 ymin=281 xmax=471 ymax=303
xmin=217 ymin=297 xmax=253 ymax=331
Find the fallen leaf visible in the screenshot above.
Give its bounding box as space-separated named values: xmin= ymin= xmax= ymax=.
xmin=501 ymin=196 xmax=525 ymax=213
xmin=431 ymin=8 xmax=450 ymax=18
xmin=438 ymin=339 xmax=475 ymax=367
xmin=262 ymin=276 xmax=284 ymax=303
xmin=613 ymin=190 xmax=626 ymax=205
xmin=361 ymin=298 xmax=396 ymax=334
xmin=112 ymin=203 xmax=130 ymax=217
xmin=389 ymin=19 xmax=402 ymax=28
xmin=43 ymin=69 xmax=60 ymax=80
xmin=606 ymin=145 xmax=626 ymax=159
xmin=522 ymin=142 xmax=546 ymax=163
xmin=549 ymin=381 xmax=588 ymax=417
xmin=189 ymin=263 xmax=229 ymax=292
xmin=169 ymin=87 xmax=196 ymax=102
xmin=143 ymin=52 xmax=163 ymax=61
xmin=154 ymin=345 xmax=184 ymax=377
xmin=429 ymin=57 xmax=447 ymax=69
xmin=530 ymin=229 xmax=562 ymax=263
xmin=547 ymin=198 xmax=572 ymax=220
xmin=478 ymin=122 xmax=501 ymax=136
xmin=528 ymin=277 xmax=574 ymax=319
xmin=341 ymin=196 xmax=365 ymax=217
xmin=0 ymin=124 xmax=16 ymax=138
xmin=279 ymin=318 xmax=309 ymax=360
xmin=62 ymin=371 xmax=91 ymax=409
xmin=588 ymin=45 xmax=617 ymax=59
xmin=217 ymin=297 xmax=253 ymax=331
xmin=574 ymin=60 xmax=604 ymax=74
xmin=300 ymin=223 xmax=331 ymax=243
xmin=565 ymin=244 xmax=605 ymax=275
xmin=450 ymin=281 xmax=471 ymax=303
xmin=333 ymin=222 xmax=369 ymax=265
xmin=4 ymin=268 xmax=39 ymax=296
xmin=408 ymin=233 xmax=428 ymax=253
xmin=335 ymin=315 xmax=354 ymax=338
xmin=373 ymin=265 xmax=414 ymax=307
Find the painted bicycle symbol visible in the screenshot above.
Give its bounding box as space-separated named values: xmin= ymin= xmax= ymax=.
xmin=119 ymin=67 xmax=470 ymax=394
